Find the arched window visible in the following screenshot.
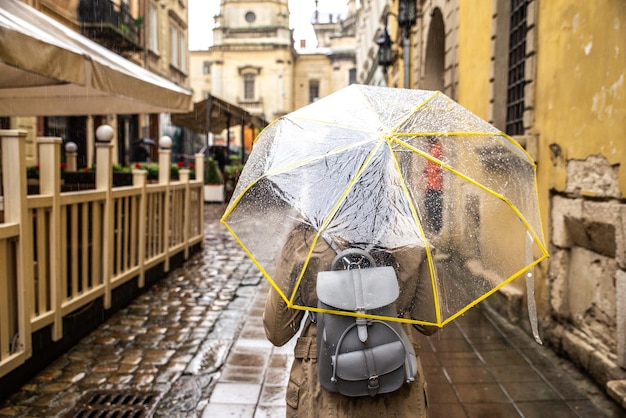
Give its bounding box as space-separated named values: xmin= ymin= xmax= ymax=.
xmin=423 ymin=8 xmax=445 ymax=92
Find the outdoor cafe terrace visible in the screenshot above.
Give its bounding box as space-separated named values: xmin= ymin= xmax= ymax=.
xmin=0 ymin=127 xmax=205 ymax=394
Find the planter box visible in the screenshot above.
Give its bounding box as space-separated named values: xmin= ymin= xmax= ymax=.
xmin=204 ymin=184 xmax=225 ymax=203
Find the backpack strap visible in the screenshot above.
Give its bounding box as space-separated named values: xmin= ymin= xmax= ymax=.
xmin=295 ymin=336 xmax=317 ymax=360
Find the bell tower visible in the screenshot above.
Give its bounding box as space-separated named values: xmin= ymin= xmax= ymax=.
xmin=209 ymin=0 xmax=296 ymax=121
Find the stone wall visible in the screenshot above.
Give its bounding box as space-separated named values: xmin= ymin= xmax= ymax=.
xmin=547 ymin=154 xmax=626 ymax=388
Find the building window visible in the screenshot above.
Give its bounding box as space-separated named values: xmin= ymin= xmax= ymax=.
xmin=169 ymin=24 xmax=187 ymax=72
xmin=244 ymin=73 xmax=255 ymax=99
xmin=309 ymin=80 xmax=319 ymax=103
xmin=245 ymin=11 xmax=256 ymax=23
xmin=179 ymin=33 xmax=187 ymax=73
xmin=506 ymin=0 xmax=528 ymax=136
xmin=170 ymin=26 xmax=178 ymax=66
xmin=148 ymin=3 xmax=158 ymax=52
xmin=349 ymin=68 xmax=356 ymax=85
xmin=203 ymin=61 xmax=211 ymax=75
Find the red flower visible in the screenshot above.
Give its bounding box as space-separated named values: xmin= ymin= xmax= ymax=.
xmin=135 ymin=163 xmax=141 ymax=169
xmin=60 ymin=162 xmax=67 ymax=169
xmin=177 ymin=161 xmax=185 ymax=168
xmin=188 ymin=163 xmax=195 ymax=170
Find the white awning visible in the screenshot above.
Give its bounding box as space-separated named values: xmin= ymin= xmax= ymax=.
xmin=0 ymin=0 xmax=193 ymax=116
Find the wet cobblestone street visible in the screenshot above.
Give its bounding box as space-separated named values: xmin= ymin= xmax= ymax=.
xmin=0 ymin=204 xmax=276 ymax=417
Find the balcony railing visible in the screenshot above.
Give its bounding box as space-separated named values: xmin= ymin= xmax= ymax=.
xmin=78 ymin=0 xmax=142 ymax=53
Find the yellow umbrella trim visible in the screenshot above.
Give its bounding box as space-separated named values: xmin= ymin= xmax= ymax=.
xmin=222 ymin=95 xmax=550 ymax=327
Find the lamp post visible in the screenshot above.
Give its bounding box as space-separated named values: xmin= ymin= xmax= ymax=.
xmin=376 ymin=26 xmax=393 ymax=76
xmin=377 ymin=0 xmax=417 ymax=88
xmin=398 ymin=0 xmax=416 ymax=88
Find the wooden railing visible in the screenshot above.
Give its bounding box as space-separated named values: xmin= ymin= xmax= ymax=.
xmin=0 ymin=129 xmax=205 ymax=379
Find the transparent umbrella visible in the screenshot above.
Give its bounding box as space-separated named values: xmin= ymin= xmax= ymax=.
xmin=222 ymin=84 xmax=549 ymax=330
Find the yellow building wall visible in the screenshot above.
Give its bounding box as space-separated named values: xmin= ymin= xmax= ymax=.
xmin=535 ymin=1 xmax=626 ymax=198
xmin=457 ymin=0 xmax=492 ymax=119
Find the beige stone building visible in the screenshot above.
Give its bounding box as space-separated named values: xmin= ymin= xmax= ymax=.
xmin=188 ymin=0 xmax=357 ymax=150
xmin=2 ymin=0 xmax=191 ymax=166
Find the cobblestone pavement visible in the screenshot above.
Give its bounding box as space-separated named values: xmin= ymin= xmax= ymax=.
xmin=0 ymin=203 xmax=624 ymax=417
xmin=0 ymin=203 xmax=274 ymax=417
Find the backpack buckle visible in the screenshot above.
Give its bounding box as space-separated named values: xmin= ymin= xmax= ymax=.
xmin=368 ymin=375 xmax=380 ymax=396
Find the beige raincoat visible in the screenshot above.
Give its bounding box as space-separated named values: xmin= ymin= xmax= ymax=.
xmin=263 ymin=225 xmax=437 ymax=418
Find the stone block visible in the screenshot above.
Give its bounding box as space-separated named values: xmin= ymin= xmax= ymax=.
xmin=566 ymin=155 xmax=621 ymax=198
xmin=562 ymin=328 xmax=593 ymax=371
xmin=607 ymin=380 xmax=626 ymax=410
xmin=551 ymin=195 xmax=582 ymax=248
xmin=618 ymin=270 xmax=626 ymax=369
xmin=620 ymin=206 xmax=626 ymax=269
xmin=568 ymin=247 xmax=616 ymax=323
xmin=581 ymin=200 xmax=621 ymax=258
xmin=589 ymin=350 xmax=624 ymax=385
xmin=548 ymin=249 xmax=570 ymax=319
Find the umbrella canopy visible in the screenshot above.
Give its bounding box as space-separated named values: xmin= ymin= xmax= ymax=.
xmin=0 ymin=0 xmax=193 ymax=116
xmin=222 ymin=84 xmax=549 ymax=328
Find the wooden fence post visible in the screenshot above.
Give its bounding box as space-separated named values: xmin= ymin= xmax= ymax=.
xmin=64 ymin=142 xmax=78 ymax=172
xmin=159 ymin=136 xmax=171 ymax=273
xmin=95 ymin=125 xmax=114 ymax=309
xmin=195 ymin=153 xmax=205 ymax=240
xmin=133 ymin=169 xmax=147 ymax=288
xmin=38 ymin=137 xmax=63 ymax=341
xmin=180 ymin=168 xmax=190 ymax=259
xmin=0 ymin=129 xmax=32 ymax=366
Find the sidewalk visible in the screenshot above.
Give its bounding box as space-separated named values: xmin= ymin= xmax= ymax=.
xmin=203 ymin=281 xmax=625 ymax=418
xmin=0 ymin=204 xmax=623 ymax=417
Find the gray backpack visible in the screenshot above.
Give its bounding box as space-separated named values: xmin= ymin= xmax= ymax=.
xmin=316 ymin=248 xmax=417 ymax=397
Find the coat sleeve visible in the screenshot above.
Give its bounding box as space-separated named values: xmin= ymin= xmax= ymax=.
xmin=263 ymin=286 xmax=304 ymax=347
xmin=262 ymin=228 xmax=307 ymax=347
xmin=263 ymin=225 xmax=335 ymax=346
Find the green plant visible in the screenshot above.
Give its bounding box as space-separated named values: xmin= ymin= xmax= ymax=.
xmin=26 ymin=165 xmax=39 ymax=179
xmin=144 ymin=163 xmax=159 ymax=180
xmin=205 ymin=157 xmax=222 ymax=185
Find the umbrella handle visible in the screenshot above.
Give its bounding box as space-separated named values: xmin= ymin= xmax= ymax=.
xmin=331 ymin=248 xmax=376 ymax=271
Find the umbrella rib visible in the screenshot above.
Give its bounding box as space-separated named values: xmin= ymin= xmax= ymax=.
xmin=265 ymin=139 xmax=378 ymax=179
xmin=316 ymin=139 xmax=386 ymax=235
xmin=221 ymin=140 xmax=372 ymax=222
xmin=392 ymin=138 xmax=548 ymax=256
xmin=385 ymin=138 xmax=444 ymax=326
xmin=290 ymin=302 xmax=441 ymax=326
xmin=220 ymin=220 xmax=294 ymax=306
xmin=291 ymin=140 xmax=387 ymax=305
xmin=388 ymin=90 xmax=440 ymax=134
xmin=393 ymin=131 xmax=536 ymax=167
xmin=440 ymin=252 xmax=549 ymax=327
xmin=287 ymin=116 xmax=378 ymax=135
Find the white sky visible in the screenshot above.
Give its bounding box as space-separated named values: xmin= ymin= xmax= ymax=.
xmin=188 ymin=0 xmax=347 ymax=50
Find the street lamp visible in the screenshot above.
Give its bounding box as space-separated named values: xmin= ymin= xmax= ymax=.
xmin=376 ymin=26 xmax=393 ymax=73
xmin=377 ymin=0 xmax=417 ymax=88
xmin=398 ymin=0 xmax=417 ymax=30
